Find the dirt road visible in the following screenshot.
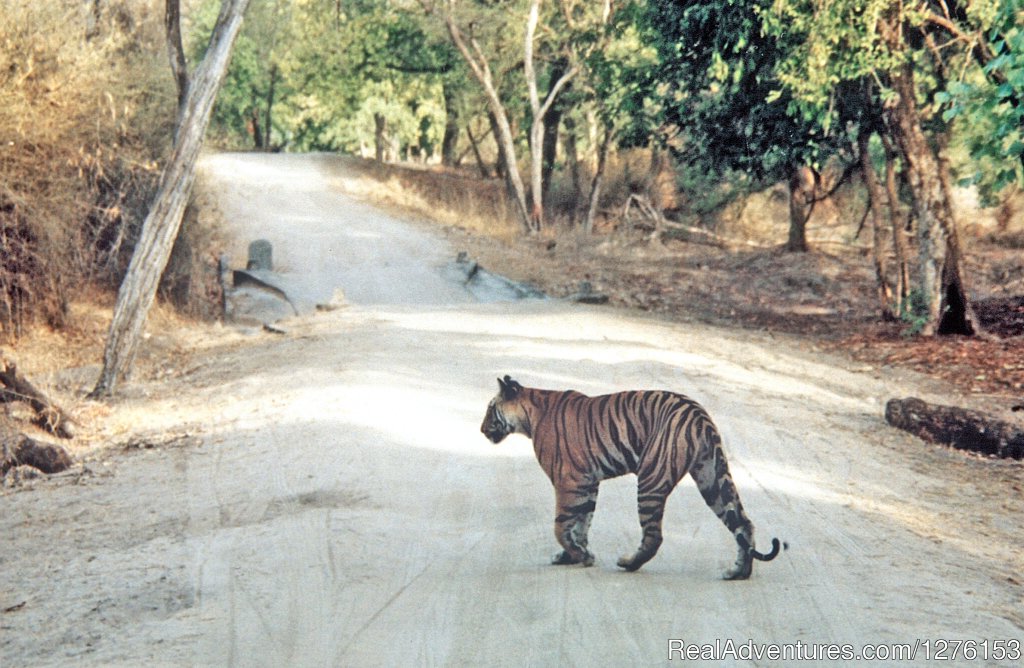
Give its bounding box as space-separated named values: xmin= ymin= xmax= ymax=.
xmin=3 ymin=154 xmax=1022 ymax=667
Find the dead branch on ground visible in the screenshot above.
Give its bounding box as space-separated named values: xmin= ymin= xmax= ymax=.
xmin=0 ymin=355 xmax=74 ymax=438
xmin=1 ymin=428 xmax=73 ymax=476
xmin=621 ymin=194 xmax=769 ymax=249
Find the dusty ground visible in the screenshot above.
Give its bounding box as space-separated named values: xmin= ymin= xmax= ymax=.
xmin=2 ymin=153 xmax=1023 ymax=666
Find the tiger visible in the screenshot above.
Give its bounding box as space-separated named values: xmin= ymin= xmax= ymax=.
xmin=480 ymin=375 xmax=784 ymax=579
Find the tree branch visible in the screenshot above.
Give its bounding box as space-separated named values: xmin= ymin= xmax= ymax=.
xmin=165 ymin=0 xmax=190 ymax=113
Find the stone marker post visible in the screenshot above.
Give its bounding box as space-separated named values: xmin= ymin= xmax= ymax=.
xmin=247 ymin=239 xmax=273 ymax=271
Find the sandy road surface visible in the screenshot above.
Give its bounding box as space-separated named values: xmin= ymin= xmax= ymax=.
xmin=3 ymin=153 xmax=1023 ymax=667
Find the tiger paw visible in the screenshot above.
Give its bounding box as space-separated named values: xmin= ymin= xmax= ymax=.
xmin=552 ymin=549 xmax=595 ymax=567
xmin=614 ymin=549 xmax=655 ymax=569
xmin=552 ymin=550 xmax=578 ymax=565
xmin=722 ymin=556 xmax=753 ymax=580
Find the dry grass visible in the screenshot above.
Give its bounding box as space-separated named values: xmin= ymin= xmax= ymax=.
xmin=324 ymin=156 xmax=522 ymax=241
xmin=0 ymin=0 xmax=173 ymax=340
xmin=322 ymin=149 xmax=690 ymax=243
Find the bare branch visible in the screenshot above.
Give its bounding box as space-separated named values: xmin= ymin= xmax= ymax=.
xmin=165 ymin=0 xmax=190 ymax=113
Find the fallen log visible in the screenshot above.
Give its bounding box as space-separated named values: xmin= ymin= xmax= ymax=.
xmin=885 ymin=397 xmax=1024 ymax=459
xmin=1 ymin=429 xmax=73 ymax=475
xmin=0 ymin=355 xmax=74 ymax=438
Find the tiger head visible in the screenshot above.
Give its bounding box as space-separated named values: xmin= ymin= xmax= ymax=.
xmin=481 ymin=375 xmax=531 ymax=443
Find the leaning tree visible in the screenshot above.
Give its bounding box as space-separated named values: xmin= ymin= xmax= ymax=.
xmin=91 ymin=0 xmax=252 ymax=397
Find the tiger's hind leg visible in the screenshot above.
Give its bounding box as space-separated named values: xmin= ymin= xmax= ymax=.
xmin=616 ymin=483 xmax=668 ymax=572
xmin=690 ymin=448 xmax=756 ymax=580
xmin=551 ymin=484 xmax=597 ymax=566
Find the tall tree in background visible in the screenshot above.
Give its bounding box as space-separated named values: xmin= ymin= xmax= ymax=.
xmin=643 ymin=0 xmax=844 ymax=252
xmin=212 ymin=0 xmax=291 ymax=150
xmin=524 ymin=0 xmax=578 ymax=231
xmin=574 ymin=0 xmax=660 ymax=232
xmin=427 ymin=0 xmax=624 ymax=233
xmin=91 ymin=0 xmax=251 ymax=397
xmin=762 ymin=0 xmax=985 ymax=335
xmin=429 ymin=0 xmax=532 ymax=232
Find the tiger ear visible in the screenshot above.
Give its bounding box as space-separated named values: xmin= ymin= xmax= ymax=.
xmin=498 ymin=375 xmax=521 ymax=400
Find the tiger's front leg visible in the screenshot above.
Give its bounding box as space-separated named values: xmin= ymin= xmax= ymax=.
xmin=551 ymin=486 xmax=597 ymax=567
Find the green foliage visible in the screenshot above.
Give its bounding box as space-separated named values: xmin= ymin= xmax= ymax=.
xmin=192 ymin=0 xmax=1021 ymax=231
xmin=580 ymin=1 xmax=661 ymax=147
xmin=938 ymin=3 xmax=1024 ymax=202
xmin=198 ymin=0 xmax=459 ymax=154
xmin=760 ymin=0 xmax=901 ymax=128
xmin=643 ymin=0 xmax=843 ymax=188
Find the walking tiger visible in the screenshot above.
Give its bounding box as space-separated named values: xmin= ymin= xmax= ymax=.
xmin=480 ymin=375 xmax=785 ymax=579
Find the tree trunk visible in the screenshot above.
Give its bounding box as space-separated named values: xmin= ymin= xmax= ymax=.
xmin=523 ymin=0 xmax=576 ymax=233
xmin=249 ymin=103 xmax=263 ymax=150
xmin=881 ymin=134 xmax=910 ymax=317
xmin=90 ymin=0 xmax=251 ymax=398
xmin=583 ymin=127 xmax=612 ymax=234
xmin=527 ymin=119 xmax=545 ymax=232
xmin=563 ymin=114 xmax=582 ymax=224
xmin=263 ymin=63 xmax=278 ymax=150
xmin=886 ymin=62 xmax=978 ymax=336
xmin=441 ymin=79 xmax=460 ymax=167
xmin=443 ymin=13 xmax=531 ymax=234
xmin=541 ymin=86 xmax=561 ymax=204
xmin=858 ymin=131 xmax=895 ymax=320
xmin=786 ymin=165 xmax=816 ymax=252
xmin=374 ymin=112 xmax=387 ymax=163
xmin=524 ymin=0 xmax=545 ymax=233
xmin=488 ymin=109 xmax=517 ymax=200
xmin=465 ymin=122 xmax=491 ymax=178
xmin=165 ymin=0 xmax=189 ymax=113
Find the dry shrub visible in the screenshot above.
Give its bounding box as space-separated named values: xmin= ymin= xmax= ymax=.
xmin=160 ymin=186 xmax=228 ymax=321
xmin=0 ymin=0 xmax=174 ymax=341
xmin=541 ymin=149 xmax=682 ymax=232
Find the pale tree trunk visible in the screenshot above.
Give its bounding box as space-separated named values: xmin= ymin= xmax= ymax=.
xmin=90 ymin=0 xmax=251 ymax=397
xmin=858 ymin=131 xmax=895 ymax=320
xmin=583 ymin=127 xmax=612 ymax=234
xmin=887 ymin=62 xmax=978 ymax=336
xmin=441 ymin=7 xmax=531 ymax=234
xmin=488 ymin=110 xmax=517 ymax=207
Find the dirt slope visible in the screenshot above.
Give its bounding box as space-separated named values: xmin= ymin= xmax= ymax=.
xmin=2 ymin=153 xmax=1022 ymax=667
